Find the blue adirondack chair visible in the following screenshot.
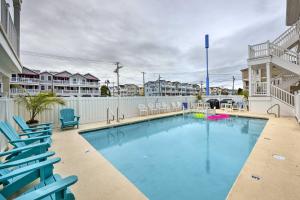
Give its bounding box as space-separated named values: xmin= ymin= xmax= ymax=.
xmin=15 ymin=175 xmax=78 ymax=200
xmin=0 ymin=156 xmax=78 ymax=199
xmin=0 ymin=148 xmax=55 ymax=197
xmin=60 ymin=108 xmax=80 ymax=129
xmin=13 ymin=116 xmax=52 ymax=135
xmin=0 ymin=121 xmax=51 ymax=148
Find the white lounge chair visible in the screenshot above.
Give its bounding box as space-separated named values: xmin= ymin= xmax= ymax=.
xmin=148 ymin=103 xmax=159 ymax=114
xmin=161 ymin=102 xmax=170 ymax=113
xmin=177 ymin=102 xmax=183 ymax=110
xmin=171 ymin=102 xmax=178 ymax=111
xmin=156 ymin=103 xmax=165 ymax=113
xmin=138 ymin=104 xmax=148 ymax=116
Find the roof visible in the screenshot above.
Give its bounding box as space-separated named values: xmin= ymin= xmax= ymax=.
xmin=54 ymin=71 xmax=72 ymax=78
xmin=69 ymin=73 xmax=87 ymax=79
xmin=84 ymin=73 xmax=99 ymax=80
xmin=21 ymin=67 xmax=40 ymax=75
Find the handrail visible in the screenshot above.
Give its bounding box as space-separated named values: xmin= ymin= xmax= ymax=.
xmin=106 ymin=108 xmax=115 ymax=124
xmin=267 ymin=104 xmax=280 ymax=118
xmin=116 ymin=107 xmax=125 ymax=122
xmin=272 ymin=21 xmax=298 ymax=47
xmin=270 ymin=84 xmax=295 ymax=107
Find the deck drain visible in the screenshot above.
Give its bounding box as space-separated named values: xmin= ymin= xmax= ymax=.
xmin=264 ymin=137 xmax=271 ymax=140
xmin=273 ymin=154 xmax=285 ymax=160
xmin=251 ymin=175 xmax=261 ymax=181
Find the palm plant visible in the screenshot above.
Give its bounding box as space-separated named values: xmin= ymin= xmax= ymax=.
xmin=17 ymin=92 xmax=66 ymax=124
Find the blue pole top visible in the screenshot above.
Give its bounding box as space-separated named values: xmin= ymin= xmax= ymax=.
xmin=205 ymin=34 xmax=209 ymax=48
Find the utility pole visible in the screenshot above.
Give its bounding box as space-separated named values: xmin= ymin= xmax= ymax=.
xmin=142 ymin=72 xmax=145 ymax=96
xmin=205 ymin=34 xmax=210 ymax=96
xmin=112 ymin=82 xmax=115 ymax=96
xmin=232 ymin=76 xmax=235 ymax=95
xmin=158 ymin=74 xmax=161 ymax=96
xmin=200 ymin=81 xmax=203 ymax=96
xmin=114 ymin=62 xmax=123 ymax=96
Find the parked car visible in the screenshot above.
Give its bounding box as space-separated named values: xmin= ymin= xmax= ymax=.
xmin=206 ymin=99 xmax=220 ymax=109
xmin=220 ymin=99 xmax=235 ymax=105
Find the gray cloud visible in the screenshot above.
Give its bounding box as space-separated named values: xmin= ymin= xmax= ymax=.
xmin=19 ymin=0 xmax=286 ymax=88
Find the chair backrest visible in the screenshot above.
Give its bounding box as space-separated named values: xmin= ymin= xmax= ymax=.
xmin=0 ymin=121 xmax=25 ymax=147
xmin=155 ymin=103 xmax=161 ymax=108
xmin=13 ymin=116 xmax=29 ymax=131
xmin=60 ymin=108 xmax=75 ymax=122
xmin=148 ymin=103 xmax=154 ymax=108
xmin=138 ymin=104 xmax=146 ymax=110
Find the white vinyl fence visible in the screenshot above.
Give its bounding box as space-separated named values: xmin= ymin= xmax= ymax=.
xmin=295 ymin=92 xmax=300 ymax=123
xmin=0 ymin=96 xmax=196 ymax=151
xmin=0 ymin=96 xmax=197 ymax=128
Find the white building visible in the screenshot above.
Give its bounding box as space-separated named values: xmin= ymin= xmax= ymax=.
xmin=0 ymin=0 xmax=23 ymax=97
xmin=244 ymin=0 xmax=300 ymax=116
xmin=110 ymin=84 xmax=140 ymax=96
xmin=145 ymin=80 xmax=200 ymax=96
xmin=10 ymin=67 xmax=100 ymax=97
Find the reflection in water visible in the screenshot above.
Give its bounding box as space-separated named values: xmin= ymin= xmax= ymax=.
xmin=206 ymin=121 xmax=210 ymax=174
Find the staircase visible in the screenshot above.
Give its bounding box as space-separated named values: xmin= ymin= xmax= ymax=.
xmin=270 ymin=84 xmax=295 ymax=107
xmin=273 ymin=18 xmax=300 ymax=50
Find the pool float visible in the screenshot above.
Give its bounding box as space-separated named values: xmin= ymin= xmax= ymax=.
xmin=207 ymin=114 xmax=230 ymax=120
xmin=194 ymin=113 xmax=205 ymax=119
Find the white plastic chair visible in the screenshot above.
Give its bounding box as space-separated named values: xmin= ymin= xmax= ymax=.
xmin=148 ymin=103 xmax=159 ymax=114
xmin=138 ymin=104 xmax=148 ymax=116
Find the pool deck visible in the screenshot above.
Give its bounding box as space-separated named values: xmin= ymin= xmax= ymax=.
xmin=51 ymin=110 xmax=300 ymax=200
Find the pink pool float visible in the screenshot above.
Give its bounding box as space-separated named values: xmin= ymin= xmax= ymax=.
xmin=207 ymin=114 xmax=230 ymax=120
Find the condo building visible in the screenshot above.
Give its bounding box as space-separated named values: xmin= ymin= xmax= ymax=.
xmin=144 ymin=80 xmax=200 ymax=96
xmin=10 ymin=67 xmax=100 ymax=97
xmin=110 ymin=84 xmax=140 ymax=96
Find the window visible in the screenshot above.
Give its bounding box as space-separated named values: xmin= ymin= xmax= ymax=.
xmin=48 ymin=86 xmax=52 ymax=90
xmin=41 ymin=86 xmax=45 ymax=90
xmin=73 ymin=79 xmax=76 ymax=83
xmin=48 ymin=76 xmax=52 ymax=81
xmin=41 ymin=76 xmax=44 ymax=80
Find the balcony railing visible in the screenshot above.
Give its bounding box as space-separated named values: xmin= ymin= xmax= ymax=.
xmin=249 ymin=41 xmax=299 ymax=65
xmin=251 ymin=82 xmax=268 ymax=96
xmin=10 ymin=77 xmax=40 ymax=84
xmin=10 ymin=88 xmax=39 ymax=95
xmin=0 ymin=0 xmax=18 ymax=55
xmin=273 ymin=18 xmax=300 ymax=47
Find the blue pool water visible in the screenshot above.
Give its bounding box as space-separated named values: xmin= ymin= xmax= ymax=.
xmin=82 ymin=114 xmax=267 ymax=200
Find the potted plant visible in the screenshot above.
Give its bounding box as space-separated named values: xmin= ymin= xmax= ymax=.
xmin=17 ymin=92 xmax=66 ymax=124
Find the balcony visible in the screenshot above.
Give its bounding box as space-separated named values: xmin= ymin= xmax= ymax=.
xmin=10 ymin=88 xmax=39 ymax=95
xmin=251 ymin=82 xmax=268 ymax=96
xmin=10 ymin=77 xmax=40 ymax=84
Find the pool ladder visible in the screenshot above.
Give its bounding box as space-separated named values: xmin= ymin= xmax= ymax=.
xmin=106 ymin=108 xmax=115 ymax=124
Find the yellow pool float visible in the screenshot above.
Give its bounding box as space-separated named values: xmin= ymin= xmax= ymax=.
xmin=194 ymin=113 xmax=205 ymax=119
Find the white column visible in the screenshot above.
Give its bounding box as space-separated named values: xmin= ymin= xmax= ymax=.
xmin=266 ymin=62 xmax=271 ymax=96
xmin=248 ymin=66 xmax=252 ymax=96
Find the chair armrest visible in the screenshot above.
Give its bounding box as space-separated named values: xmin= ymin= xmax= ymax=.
xmin=15 ymin=176 xmax=78 ymax=200
xmin=29 ymin=122 xmax=52 ymax=128
xmin=19 ymin=129 xmax=51 ymax=137
xmin=0 ymin=142 xmax=49 ymax=158
xmin=75 ymin=116 xmax=80 ymax=120
xmin=0 ymin=151 xmax=55 ymax=169
xmin=0 ymin=158 xmax=61 ymax=182
xmin=10 ymin=135 xmax=50 ymax=145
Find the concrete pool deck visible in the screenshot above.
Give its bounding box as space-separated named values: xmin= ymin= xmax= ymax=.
xmin=50 ymin=110 xmax=300 ymax=200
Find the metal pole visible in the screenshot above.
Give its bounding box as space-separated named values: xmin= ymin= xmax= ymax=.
xmin=205 ymin=34 xmax=210 ymax=96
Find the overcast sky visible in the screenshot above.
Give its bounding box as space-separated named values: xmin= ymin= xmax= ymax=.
xmin=19 ymin=0 xmax=286 ymax=88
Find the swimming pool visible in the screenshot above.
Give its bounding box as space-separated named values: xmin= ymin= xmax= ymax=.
xmin=82 ymin=114 xmax=267 ymax=200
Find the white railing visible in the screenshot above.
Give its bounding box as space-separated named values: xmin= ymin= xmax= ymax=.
xmin=270 ymin=84 xmax=295 ymax=107
xmin=272 ymin=19 xmax=300 ymax=47
xmin=251 ymin=82 xmax=268 ymax=95
xmin=10 ymin=88 xmax=40 ymax=95
xmin=0 ymin=0 xmax=18 ymax=55
xmin=295 ymin=92 xmax=300 ymax=123
xmin=249 ymin=41 xmax=299 ymax=65
xmin=80 ymin=90 xmax=99 ymax=94
xmin=55 ymin=90 xmax=79 ymax=95
xmin=11 ymin=77 xmax=40 ymax=84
